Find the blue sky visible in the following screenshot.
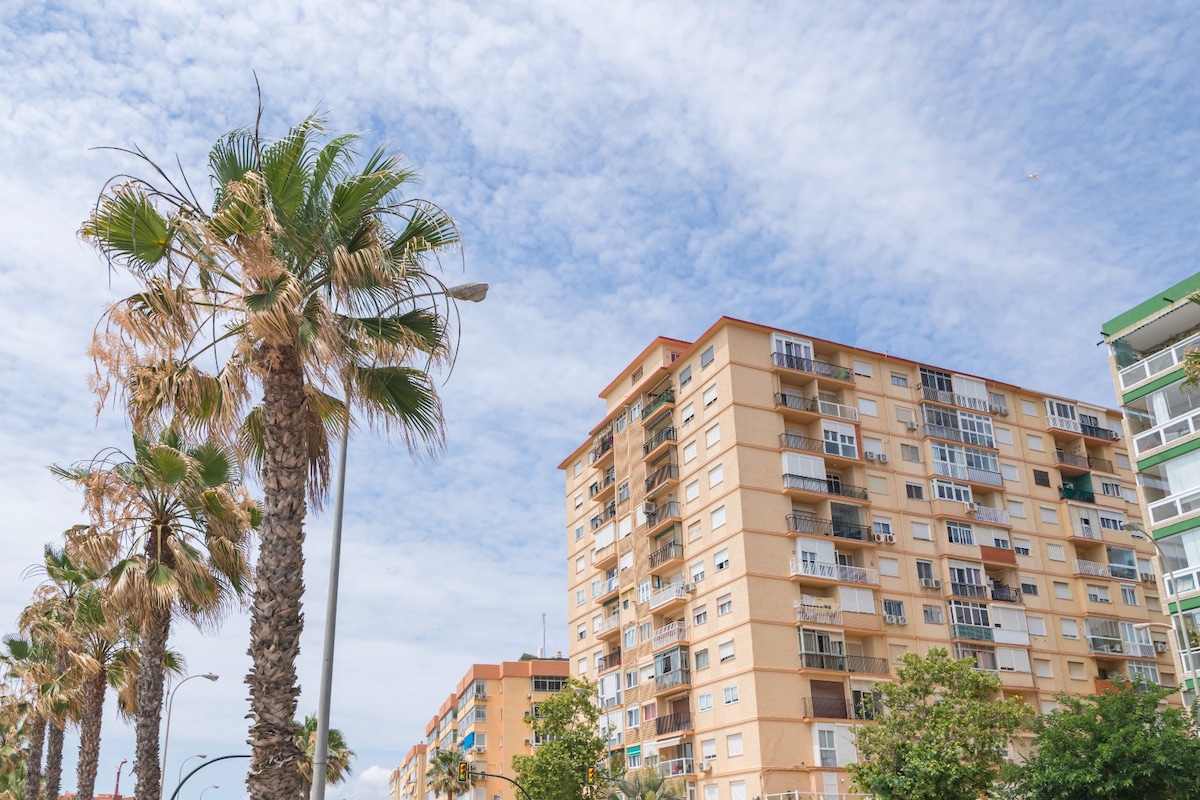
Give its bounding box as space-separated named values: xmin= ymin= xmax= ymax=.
xmin=1 ymin=2 xmax=1198 ymax=799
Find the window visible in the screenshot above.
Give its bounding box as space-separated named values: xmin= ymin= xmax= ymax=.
xmin=1027 ymin=434 xmax=1045 ymax=452
xmin=576 ymin=589 xmax=586 ymax=606
xmin=679 ymin=365 xmax=692 ymax=387
xmin=688 ymin=521 xmax=702 ymax=541
xmin=933 ymin=479 xmax=972 ymax=503
xmin=626 ymin=707 xmax=639 ymax=727
xmin=1033 ymin=658 xmax=1052 ymax=677
xmin=711 ymin=506 xmax=727 ymax=528
xmin=1027 ymin=616 xmax=1047 ymax=636
xmin=1008 ymin=500 xmax=1026 ymax=518
xmin=638 ymin=580 xmax=651 ymax=603
xmin=891 ymin=372 xmax=909 ymax=387
xmin=573 ymin=461 xmax=583 ymax=477
xmin=685 ymin=480 xmax=700 ymax=502
xmin=923 ymin=604 xmax=944 ymax=623
xmin=879 ymin=557 xmax=899 ymax=578
xmin=911 ymin=521 xmax=932 ymax=540
xmin=727 ymin=733 xmax=744 ymax=757
xmin=995 ymin=428 xmax=1013 ymax=445
xmin=905 ymin=482 xmax=925 ymax=500
xmin=883 ymin=599 xmax=905 ymax=616
xmin=577 ymin=623 xmax=587 ymax=641
xmin=868 ymin=476 xmax=889 ymax=495
xmin=618 ymin=481 xmax=630 ymax=502
xmin=709 ymin=465 xmax=724 ymax=487
xmin=947 ymin=521 xmax=974 ymax=545
xmin=916 ymin=560 xmax=935 ymax=580
xmin=1116 ymin=453 xmax=1131 ymax=470
xmin=624 ymin=627 xmax=636 ymax=648
xmin=683 ymin=441 xmax=697 ymax=463
xmin=1021 ymin=399 xmax=1038 ymax=416
xmin=717 ymin=593 xmax=733 ymax=616
xmin=854 ymin=360 xmax=874 ymax=377
xmin=701 ymin=346 xmax=715 ymax=368
xmin=1100 ymin=480 xmax=1122 ymax=497
xmin=1046 ymin=543 xmax=1065 ymax=561
xmin=1121 ymin=584 xmax=1138 ymax=605
xmin=1087 ymin=584 xmax=1111 ymax=603
xmin=706 ymin=424 xmax=721 ymax=447
xmin=619 ymin=552 xmax=633 ymax=572
xmin=703 ymin=384 xmax=717 ymax=407
xmin=858 ymin=398 xmax=879 ymax=416
xmin=682 ymin=403 xmax=695 ymax=425
xmin=1013 ymin=538 xmax=1031 ymax=556
xmin=578 ymin=657 xmax=588 ymax=674
xmin=818 ymin=728 xmax=837 ymax=767
xmin=638 ymin=621 xmax=652 ymax=642
xmin=575 ymin=493 xmax=583 ymax=508
xmin=697 ymin=692 xmax=713 ymax=712
xmin=694 ymin=605 xmax=708 ymax=626
xmin=691 ymin=561 xmax=706 ymax=582
xmin=863 ymin=436 xmax=884 ymax=455
xmin=723 ymin=685 xmax=740 ymax=704
xmin=629 ymin=400 xmax=642 ymax=419
xmin=615 ymin=413 xmax=627 ymax=433
xmin=901 ymin=444 xmax=921 ymax=462
xmin=1020 ymin=580 xmax=1039 ymax=596
xmin=1129 ymin=662 xmax=1160 ymax=684
xmin=715 ymin=548 xmax=730 ymax=571
xmin=1060 ymin=618 xmax=1079 ymax=639
xmin=1001 ymin=464 xmax=1020 ymax=482
xmin=1054 ymin=581 xmax=1071 ymax=600
xmin=1068 ymin=661 xmax=1085 ymax=680
xmin=575 ymin=524 xmax=585 ymax=541
xmin=576 ymin=556 xmax=585 ymax=573
xmin=625 ymin=669 xmax=638 ymax=689
xmin=701 ymin=739 xmax=717 ymax=761
xmin=873 ymin=518 xmax=893 ymax=537
xmin=1032 ymin=469 xmax=1050 ymax=487
xmin=1040 ymin=505 xmax=1059 ymax=524
xmin=695 ymin=649 xmax=710 ymax=670
xmin=719 ymin=640 xmax=735 ymax=662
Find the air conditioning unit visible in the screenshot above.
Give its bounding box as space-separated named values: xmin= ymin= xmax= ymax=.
xmin=884 ymin=533 xmax=896 ymax=544
xmin=989 ymin=404 xmax=1009 ymax=416
xmin=884 ymin=614 xmax=898 ymax=624
xmin=1155 ymin=641 xmax=1170 ymax=653
xmin=523 ymin=711 xmax=531 ymax=718
xmin=919 ymin=578 xmax=942 ymax=589
xmin=642 ymin=501 xmax=656 ymax=514
xmin=697 ymin=763 xmax=711 ymax=772
xmin=906 ymin=420 xmax=920 ymax=431
xmin=878 ymin=453 xmax=890 ymax=464
xmin=897 ymin=615 xmax=908 ymax=625
xmin=873 ymin=532 xmax=889 ymax=543
xmin=683 ymin=582 xmax=697 ymax=593
xmin=865 ymin=452 xmax=878 ymax=461
xmin=1141 ymin=572 xmax=1156 ymax=583
xmin=472 ymin=746 xmax=486 ymax=754
xmin=964 ymin=502 xmax=979 ymax=514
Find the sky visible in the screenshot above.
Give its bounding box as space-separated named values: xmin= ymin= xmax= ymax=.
xmin=0 ymin=1 xmax=1198 ymax=799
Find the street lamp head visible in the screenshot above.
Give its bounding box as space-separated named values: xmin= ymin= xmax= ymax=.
xmin=201 ymin=674 xmax=219 ymax=681
xmin=446 ymin=282 xmax=489 ymax=303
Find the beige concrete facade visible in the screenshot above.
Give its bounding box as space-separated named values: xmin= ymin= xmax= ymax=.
xmin=390 ymin=658 xmax=570 ymax=800
xmin=561 ymin=317 xmax=1178 ymax=800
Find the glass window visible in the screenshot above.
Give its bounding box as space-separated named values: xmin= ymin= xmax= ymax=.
xmin=691 ymin=561 xmax=706 ymax=582
xmin=901 ymin=443 xmax=921 ymax=462
xmin=681 ymin=402 xmax=695 ymax=424
xmin=715 ymin=548 xmax=730 ymax=570
xmin=698 ymin=692 xmax=713 ymax=712
xmin=818 ymin=729 xmax=837 ymax=767
xmin=711 ymin=506 xmax=727 ymax=528
xmin=947 ymin=521 xmax=974 ymax=545
xmin=700 ymin=346 xmax=715 ymax=368
xmin=685 ymin=481 xmax=700 ymax=502
xmin=723 ymin=685 xmax=739 ymax=704
xmin=679 ymin=366 xmax=692 ymax=387
xmin=709 ymin=464 xmax=724 ymax=487
xmin=891 ymin=372 xmax=909 ymax=387
xmin=683 ymin=441 xmax=697 ymax=463
xmin=905 ymin=482 xmax=924 ymax=500
xmin=694 ymin=605 xmax=708 ymax=625
xmin=706 ymin=424 xmax=720 ymax=447
xmin=923 ymin=604 xmax=943 ymax=623
xmin=727 ymin=734 xmax=744 ymax=757
xmin=703 ymin=385 xmax=717 ymax=407
xmin=717 ymin=594 xmax=733 ymax=615
xmin=695 ymin=649 xmax=710 ymax=670
xmin=858 ymin=398 xmax=879 ymax=417
xmin=719 ymin=640 xmax=735 ymax=662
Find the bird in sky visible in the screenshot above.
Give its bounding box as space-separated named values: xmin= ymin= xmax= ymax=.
xmin=1027 ymin=173 xmax=1039 ymax=180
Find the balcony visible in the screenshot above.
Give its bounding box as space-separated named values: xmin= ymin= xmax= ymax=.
xmin=654 ymin=710 xmax=693 ymax=734
xmin=772 ymin=351 xmax=855 ymax=382
xmin=1149 ymin=485 xmax=1200 ymax=526
xmin=775 ymin=392 xmax=822 ymax=421
xmin=786 ymin=513 xmax=869 ymax=543
xmin=594 ymin=576 xmax=619 ymax=603
xmin=794 ymin=599 xmax=841 ymax=626
xmin=644 ymin=426 xmax=677 ymax=459
xmin=979 ymin=545 xmax=1018 ymax=566
xmin=789 ymin=558 xmax=878 ymax=585
xmin=800 ymin=695 xmax=851 ymax=719
xmin=657 ymin=757 xmax=694 ymax=778
xmin=592 ymin=541 xmax=618 ymax=570
xmin=950 ymin=582 xmax=989 ymax=600
xmin=645 ymin=501 xmax=681 ymax=535
xmin=648 ymin=583 xmax=688 ymax=611
xmin=1117 ymin=330 xmax=1200 ymax=390
xmin=932 ymin=460 xmax=1003 ymax=488
xmin=1087 ymin=637 xmax=1125 ymax=656
xmin=799 ymin=652 xmax=889 ymax=675
xmin=779 ymin=431 xmax=824 ymax=454
xmin=991 ymin=584 xmax=1023 ymax=603
xmin=1133 ymin=410 xmax=1200 ymax=457
xmin=783 ymin=474 xmax=869 ymax=500
xmin=591 ymin=504 xmax=617 ymax=529
xmin=595 ymin=614 xmax=622 ymax=639
xmin=1074 ymin=559 xmax=1111 ymax=578
xmin=642 ymin=389 xmax=675 ymax=421
xmin=920 ymin=385 xmax=991 ymax=413
xmin=1059 ymin=485 xmax=1096 ymax=504
xmin=589 ymin=470 xmax=616 ymax=499
xmin=645 ymin=463 xmax=679 ymax=495
xmin=1123 ymin=641 xmax=1157 ymax=659
xmin=654 ymin=668 xmax=692 ymax=694
xmin=1055 ymin=451 xmax=1115 ymax=476
xmin=1047 ymin=415 xmax=1083 ymax=437
xmin=648 ymin=542 xmax=684 ymax=574
xmin=652 ymin=621 xmax=688 ymax=651
xmin=842 ymin=611 xmax=884 ymax=632
xmin=951 ymin=623 xmax=995 ymax=642
xmin=1082 ymin=422 xmax=1119 ymax=442
xmin=590 ymin=436 xmax=614 ymax=465
xmin=973 ymin=505 xmax=1011 ymax=526
xmin=598 ymin=649 xmax=622 ymax=672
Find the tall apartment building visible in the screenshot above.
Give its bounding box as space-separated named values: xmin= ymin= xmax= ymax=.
xmin=560 ymin=317 xmax=1177 ymax=800
xmin=1103 ymin=271 xmax=1200 ymax=704
xmin=389 ymin=657 xmax=570 ymax=800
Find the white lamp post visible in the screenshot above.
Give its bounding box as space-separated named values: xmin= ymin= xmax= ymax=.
xmin=161 ymin=674 xmax=218 ymax=799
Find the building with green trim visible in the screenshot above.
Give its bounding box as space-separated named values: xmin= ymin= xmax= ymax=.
xmin=1103 ymin=270 xmax=1200 ymax=701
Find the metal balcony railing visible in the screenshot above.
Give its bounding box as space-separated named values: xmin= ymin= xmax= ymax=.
xmin=1082 ymin=423 xmax=1119 ymax=441
xmin=654 ymin=669 xmax=691 ymax=693
xmin=772 ymin=352 xmax=854 ymax=381
xmin=645 ymin=463 xmax=679 ymax=493
xmin=642 ymin=389 xmax=675 ymax=420
xmin=645 ymin=500 xmax=681 ymax=528
xmin=597 ymin=650 xmax=622 ymax=672
xmin=644 ymin=426 xmax=678 ymax=456
xmin=800 ymin=652 xmax=846 ymax=671
xmin=794 ymin=599 xmax=841 ymax=625
xmin=649 ymin=542 xmax=684 ymax=570
xmin=783 ymin=474 xmax=869 ymax=499
xmin=786 ymin=514 xmax=835 ymax=536
xmin=651 ymin=621 xmax=687 ymax=650
xmin=1059 ymin=485 xmax=1096 ymax=503
xmin=775 ymin=392 xmax=820 ymax=413
xmin=590 ymin=436 xmax=613 ymax=463
xmin=990 ymin=584 xmax=1022 ymax=603
xmin=847 ymin=655 xmax=890 ymax=675
xmin=950 ymin=582 xmax=989 ymax=599
xmin=780 ymin=432 xmax=824 ymax=453
xmin=973 ymin=505 xmax=1011 ymax=525
xmin=654 ymin=710 xmax=692 ymax=734
xmin=951 ymin=623 xmax=995 ymax=642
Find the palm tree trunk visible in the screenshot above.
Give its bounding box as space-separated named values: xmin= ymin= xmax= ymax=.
xmin=23 ymin=713 xmax=45 ymax=800
xmin=43 ymin=720 xmax=64 ymax=800
xmin=246 ymin=345 xmax=308 ymax=800
xmin=133 ymin=604 xmax=171 ymax=800
xmin=75 ymin=668 xmax=107 ymax=800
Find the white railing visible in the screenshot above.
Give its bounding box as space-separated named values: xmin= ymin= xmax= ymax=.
xmin=818 ymin=399 xmax=859 ymax=421
xmin=1134 ymin=410 xmax=1200 ymax=456
xmin=652 ymin=620 xmax=688 ymax=650
xmin=1072 ymin=522 xmax=1102 ymax=540
xmin=1118 ymin=331 xmax=1200 ymax=389
xmin=790 ymin=558 xmax=838 ymax=580
xmin=1149 ymin=486 xmax=1200 ymax=525
xmin=974 ymin=505 xmax=1011 ymax=525
xmin=657 ymin=758 xmax=694 ymax=778
xmin=1123 ymin=641 xmax=1157 ymax=658
xmin=920 ymin=385 xmax=991 ymax=412
xmin=594 ymin=614 xmax=621 ymax=636
xmin=648 ymin=583 xmax=687 ymax=610
xmin=1047 ymin=415 xmax=1083 ymax=434
xmin=795 ymin=598 xmax=842 ymax=625
xmin=933 ymin=461 xmax=1004 ymax=487
xmin=838 ymin=564 xmax=879 ymax=585
xmin=597 ymin=576 xmax=619 ymax=596
xmin=765 ymin=792 xmax=868 ymax=800
xmin=1074 ymin=559 xmax=1112 ymax=578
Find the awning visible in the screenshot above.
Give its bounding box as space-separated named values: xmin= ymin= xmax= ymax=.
xmin=625 ymin=745 xmax=641 ymax=757
xmin=656 ymin=735 xmax=682 ymax=747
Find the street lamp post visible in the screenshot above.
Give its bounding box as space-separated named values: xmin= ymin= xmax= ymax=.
xmin=178 ymin=756 xmax=207 ymax=790
xmin=200 ymin=785 xmax=219 ymax=800
xmin=161 ymin=673 xmax=219 ymax=799
xmin=310 ymin=282 xmax=489 ymax=800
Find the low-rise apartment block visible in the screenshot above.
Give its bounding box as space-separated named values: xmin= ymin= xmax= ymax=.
xmin=560 ymin=316 xmax=1177 ymax=799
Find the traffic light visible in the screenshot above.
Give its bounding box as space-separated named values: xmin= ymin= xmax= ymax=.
xmin=586 ymin=767 xmax=596 ymax=786
xmin=458 ymin=762 xmax=469 ymax=782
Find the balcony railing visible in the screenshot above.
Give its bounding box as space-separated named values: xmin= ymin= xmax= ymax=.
xmin=1048 ymin=415 xmax=1083 ymax=435
xmin=950 ymin=582 xmax=989 ymax=599
xmin=1082 ymin=423 xmax=1119 ymax=441
xmin=1134 ymin=410 xmax=1200 ymax=456
xmin=772 ymin=351 xmax=854 ymax=381
xmin=657 ymin=757 xmax=694 ymax=778
xmin=799 ymin=651 xmax=846 ymax=671
xmin=654 ymin=710 xmax=693 ymax=734
xmin=652 ymin=621 xmax=687 ymax=650
xmin=920 ymin=385 xmax=991 ymax=412
xmin=590 ymin=436 xmax=613 ymax=464
xmin=645 ymin=500 xmax=681 ymax=528
xmin=591 ymin=506 xmax=617 ymax=529
xmin=783 ymin=474 xmax=869 ymax=499
xmin=951 ymin=623 xmax=995 ymax=642
xmin=594 ymin=614 xmax=621 ymax=636
xmin=775 ymin=392 xmax=820 ymax=414
xmin=932 ymin=461 xmax=1004 ymax=487
xmin=838 ymin=564 xmax=879 ymax=584
xmin=1118 ymin=330 xmax=1200 ymax=389
xmin=597 ymin=649 xmax=622 ymax=672
xmin=645 ymin=463 xmax=679 ymax=493
xmin=1149 ymin=485 xmax=1200 ymax=525
xmin=818 ymin=399 xmax=860 ymax=421
xmin=847 ymin=654 xmax=890 ymax=674
xmin=923 ymin=422 xmax=965 ymax=443
xmin=595 ymin=576 xmax=619 ymax=597
xmin=990 ymin=584 xmax=1023 ymax=603
xmin=1088 ymin=637 xmax=1124 ymax=655
xmin=779 ymin=432 xmax=824 ymax=453
xmin=642 ymin=389 xmax=675 ymax=420
xmin=589 ymin=472 xmax=615 ymax=497
xmin=654 ymin=668 xmax=691 ymax=693
xmin=644 ymin=426 xmax=678 ymax=456
xmin=649 ymin=542 xmax=684 ymax=570
xmin=786 ymin=514 xmax=835 ymax=536
xmin=1055 ymin=451 xmax=1116 ymax=473
xmin=833 ymin=521 xmax=869 ymax=541
xmin=800 ymin=695 xmax=850 ymax=719
xmin=1123 ymin=641 xmax=1157 ymax=658
xmin=794 ymin=599 xmax=842 ymax=625
xmin=648 ymin=583 xmax=687 ymax=610
xmin=973 ymin=505 xmax=1011 ymax=525
xmin=1059 ymin=485 xmax=1096 ymax=503
xmin=791 ymin=557 xmax=838 ymax=580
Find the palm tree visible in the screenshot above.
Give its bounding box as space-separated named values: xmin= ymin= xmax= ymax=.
xmin=81 ymin=113 xmax=463 ymax=800
xmin=0 ymin=635 xmax=51 ymax=800
xmin=53 ymin=430 xmax=256 ymax=800
xmin=608 ymin=769 xmax=683 ymax=800
xmin=294 ymin=714 xmax=354 ymax=799
xmin=427 ymin=748 xmax=475 ymax=800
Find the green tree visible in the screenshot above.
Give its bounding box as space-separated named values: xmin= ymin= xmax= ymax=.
xmin=426 ymin=747 xmax=476 ymax=800
xmin=1012 ymin=677 xmax=1200 ymax=799
xmin=295 ymin=713 xmax=355 ymax=799
xmin=847 ymin=647 xmax=1029 ymax=800
xmin=54 ymin=430 xmax=257 ymax=800
xmin=512 ymin=677 xmax=610 ymax=800
xmin=607 ymin=769 xmax=682 ymax=800
xmin=81 ymin=112 xmax=463 ymax=800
